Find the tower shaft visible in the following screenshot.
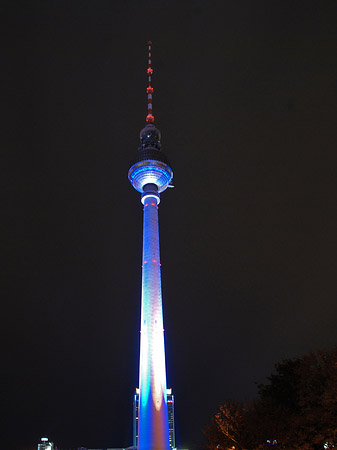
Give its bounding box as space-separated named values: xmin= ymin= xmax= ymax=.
xmin=138 ymin=191 xmax=170 ymax=450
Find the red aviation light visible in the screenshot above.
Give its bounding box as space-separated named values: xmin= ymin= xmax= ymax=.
xmin=145 ymin=41 xmax=155 ymax=124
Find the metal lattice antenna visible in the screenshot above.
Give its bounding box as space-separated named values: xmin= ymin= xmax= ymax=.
xmin=146 ymin=41 xmax=154 ymax=124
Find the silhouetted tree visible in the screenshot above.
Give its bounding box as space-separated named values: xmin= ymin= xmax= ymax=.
xmin=215 ymin=400 xmax=254 ymax=450
xmin=204 ymin=348 xmax=337 ymax=450
xmin=203 ymin=416 xmax=229 ymax=450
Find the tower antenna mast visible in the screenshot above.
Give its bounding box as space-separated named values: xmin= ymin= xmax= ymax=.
xmin=146 ymin=41 xmax=154 ymax=124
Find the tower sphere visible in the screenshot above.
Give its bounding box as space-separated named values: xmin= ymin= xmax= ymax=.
xmin=139 ymin=123 xmax=161 ymax=143
xmin=128 ymin=124 xmax=173 ymax=194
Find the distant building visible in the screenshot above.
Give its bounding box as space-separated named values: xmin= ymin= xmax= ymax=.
xmin=37 ymin=438 xmax=54 ymax=450
xmin=133 ymin=387 xmax=176 ymax=449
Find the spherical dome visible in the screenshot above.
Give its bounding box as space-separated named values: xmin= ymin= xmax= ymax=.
xmin=139 ymin=124 xmax=161 ymax=150
xmin=129 ymin=123 xmax=173 ymax=193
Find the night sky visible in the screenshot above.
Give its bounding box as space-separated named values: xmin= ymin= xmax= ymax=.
xmin=2 ymin=1 xmax=337 ymax=449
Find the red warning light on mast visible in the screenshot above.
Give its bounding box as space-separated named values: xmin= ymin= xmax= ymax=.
xmin=146 ymin=41 xmax=155 ymax=123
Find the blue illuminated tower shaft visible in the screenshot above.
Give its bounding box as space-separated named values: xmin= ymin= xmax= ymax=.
xmin=138 ymin=189 xmax=170 ymax=450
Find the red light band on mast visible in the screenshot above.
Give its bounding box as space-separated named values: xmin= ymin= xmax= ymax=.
xmin=146 ymin=41 xmax=154 ymax=124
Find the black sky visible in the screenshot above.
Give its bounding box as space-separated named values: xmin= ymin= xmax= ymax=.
xmin=2 ymin=1 xmax=337 ymax=449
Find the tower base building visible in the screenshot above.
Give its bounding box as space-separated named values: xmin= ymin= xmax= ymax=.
xmin=133 ymin=388 xmax=176 ymax=449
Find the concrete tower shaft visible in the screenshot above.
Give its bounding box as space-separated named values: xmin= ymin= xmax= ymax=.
xmin=138 ymin=190 xmax=170 ymax=450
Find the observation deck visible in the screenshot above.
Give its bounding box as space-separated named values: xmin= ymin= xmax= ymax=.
xmin=128 ymin=123 xmax=173 ymax=194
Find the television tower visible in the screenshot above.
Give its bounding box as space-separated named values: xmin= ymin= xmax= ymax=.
xmin=128 ymin=42 xmax=173 ymax=450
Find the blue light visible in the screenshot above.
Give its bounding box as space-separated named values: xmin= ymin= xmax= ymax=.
xmin=137 ymin=195 xmax=170 ymax=450
xmin=128 ymin=160 xmax=173 ymax=193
